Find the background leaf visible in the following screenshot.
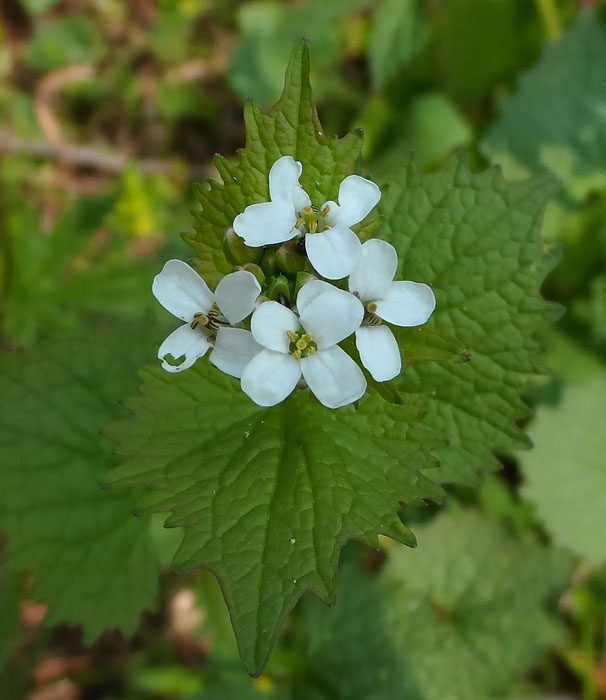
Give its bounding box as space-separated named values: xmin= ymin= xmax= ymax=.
xmin=369 ymin=0 xmax=428 ymax=90
xmin=521 ymin=371 xmax=606 ymax=564
xmin=229 ymin=0 xmax=369 ymax=105
xmin=0 ymin=323 xmax=169 ymax=640
xmin=482 ymin=10 xmax=606 ymax=201
xmin=304 ymin=511 xmax=573 ymax=700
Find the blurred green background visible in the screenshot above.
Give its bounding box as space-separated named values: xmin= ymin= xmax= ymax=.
xmin=0 ymin=0 xmax=605 ymax=698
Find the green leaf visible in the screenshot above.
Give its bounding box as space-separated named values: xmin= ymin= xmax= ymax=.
xmin=379 ymin=153 xmax=560 ymax=485
xmin=482 ymin=10 xmax=606 ymax=201
xmin=25 ymin=16 xmax=103 ymax=73
xmin=404 ymin=93 xmax=472 ymax=170
xmin=186 ymin=42 xmax=363 ymax=289
xmin=521 ymin=372 xmax=606 ymax=564
xmin=187 ymin=685 xmax=290 ymax=700
xmin=304 ymin=512 xmax=572 ymax=700
xmin=20 ymin=0 xmax=60 ymax=14
xmin=0 ymin=569 xmax=25 ymax=674
xmin=229 ymin=0 xmax=368 ymax=105
xmin=370 ymin=93 xmax=472 ymax=175
xmin=0 ymin=188 xmax=167 ymax=347
xmin=369 ymin=0 xmax=429 ymax=90
xmin=393 ymin=324 xmax=470 ymax=368
xmin=105 ymin=362 xmax=440 ymax=675
xmin=0 ymin=323 xmax=166 ymax=641
xmin=434 ymin=0 xmax=532 ymax=105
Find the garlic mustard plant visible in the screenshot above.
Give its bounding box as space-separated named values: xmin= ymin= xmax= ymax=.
xmin=233 ymin=156 xmax=381 ymax=279
xmin=348 ymin=239 xmax=436 ymax=381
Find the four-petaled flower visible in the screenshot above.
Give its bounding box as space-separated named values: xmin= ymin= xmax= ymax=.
xmin=240 ymin=280 xmax=366 ymax=408
xmin=233 ymin=156 xmax=381 ymax=280
xmin=348 ymin=239 xmax=436 ymax=382
xmin=152 ymin=259 xmax=262 ymax=375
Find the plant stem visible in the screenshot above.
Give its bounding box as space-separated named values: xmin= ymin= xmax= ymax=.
xmin=535 ymin=0 xmax=563 ymax=41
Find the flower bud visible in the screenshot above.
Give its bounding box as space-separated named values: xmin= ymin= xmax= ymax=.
xmin=260 ymin=249 xmax=279 ymax=277
xmin=223 ymin=228 xmax=262 ymax=265
xmin=276 ymin=240 xmax=307 ymax=274
xmin=239 ymin=263 xmax=265 ymax=287
xmin=265 ymin=275 xmax=293 ymax=307
xmin=294 ymin=271 xmax=317 ymax=299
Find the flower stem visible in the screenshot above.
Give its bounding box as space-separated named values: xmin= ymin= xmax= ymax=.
xmin=534 ymin=0 xmax=562 ymax=41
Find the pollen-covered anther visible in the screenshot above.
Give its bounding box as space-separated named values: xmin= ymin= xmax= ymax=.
xmin=191 ymin=313 xmax=210 ymax=330
xmin=287 ymin=329 xmax=317 ymax=358
xmin=192 ymin=309 xmax=225 ymax=331
xmin=363 ymin=302 xmax=382 ymax=327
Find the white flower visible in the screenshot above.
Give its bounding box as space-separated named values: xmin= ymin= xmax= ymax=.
xmin=348 ymin=239 xmax=436 ymax=382
xmin=233 ymin=156 xmax=381 ymax=280
xmin=152 ymin=259 xmax=262 ymax=375
xmin=241 ymin=280 xmax=366 ymax=408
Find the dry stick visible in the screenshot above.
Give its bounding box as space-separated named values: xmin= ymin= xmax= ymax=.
xmin=6 ymin=57 xmax=226 ymax=179
xmin=0 ymin=131 xmax=213 ymax=179
xmin=35 ymin=64 xmax=95 ymax=144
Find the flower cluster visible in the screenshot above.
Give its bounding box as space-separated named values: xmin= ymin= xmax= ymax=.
xmin=153 ymin=157 xmax=436 ymax=408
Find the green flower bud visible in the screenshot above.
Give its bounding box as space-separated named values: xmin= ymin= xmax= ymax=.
xmin=265 ymin=275 xmax=293 ymax=307
xmin=294 ymin=271 xmax=317 ymax=300
xmin=223 ymin=228 xmax=262 ymax=265
xmin=276 ymin=240 xmax=306 ymax=274
xmin=261 ymin=249 xmax=279 ymax=277
xmin=239 ymin=263 xmax=265 ymax=287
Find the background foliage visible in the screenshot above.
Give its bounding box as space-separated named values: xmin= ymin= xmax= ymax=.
xmin=0 ymin=0 xmax=605 ymax=698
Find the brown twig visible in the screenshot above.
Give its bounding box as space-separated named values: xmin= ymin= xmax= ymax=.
xmin=0 ymin=130 xmax=213 ymax=180
xmin=35 ymin=64 xmax=94 ymax=143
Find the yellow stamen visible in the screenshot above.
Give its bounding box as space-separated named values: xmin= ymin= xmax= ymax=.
xmin=287 ymin=330 xmax=297 ymax=342
xmin=303 ymin=332 xmax=313 ymax=343
xmin=293 ymin=349 xmax=302 ymax=361
xmin=309 ymin=220 xmax=317 ymax=232
xmin=306 ymin=345 xmax=316 ymax=355
xmin=320 ymin=204 xmax=330 ymax=217
xmin=367 ymin=302 xmax=378 ymax=313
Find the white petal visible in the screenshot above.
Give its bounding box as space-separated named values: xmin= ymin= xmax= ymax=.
xmin=268 ymin=156 xmax=312 ymax=212
xmin=301 ymin=346 xmax=366 ymax=408
xmin=325 ymin=175 xmax=381 ymax=228
xmin=299 ymin=286 xmax=363 ymax=350
xmin=355 ymin=326 xmax=401 ymax=382
xmin=375 ymin=281 xmax=436 ymax=327
xmin=251 ymin=300 xmax=300 ymax=353
xmin=233 ymin=201 xmax=298 ymax=247
xmin=209 ymin=327 xmax=262 ymax=379
xmin=214 ymin=270 xmax=261 ymax=325
xmin=296 ymin=279 xmax=334 ymax=315
xmin=241 ymin=349 xmax=301 ymax=407
xmin=157 ymin=323 xmax=210 ymax=373
xmin=152 ymin=259 xmax=214 ymax=322
xmin=348 ymin=238 xmax=397 ymax=302
xmin=305 ymin=225 xmax=362 ymax=280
